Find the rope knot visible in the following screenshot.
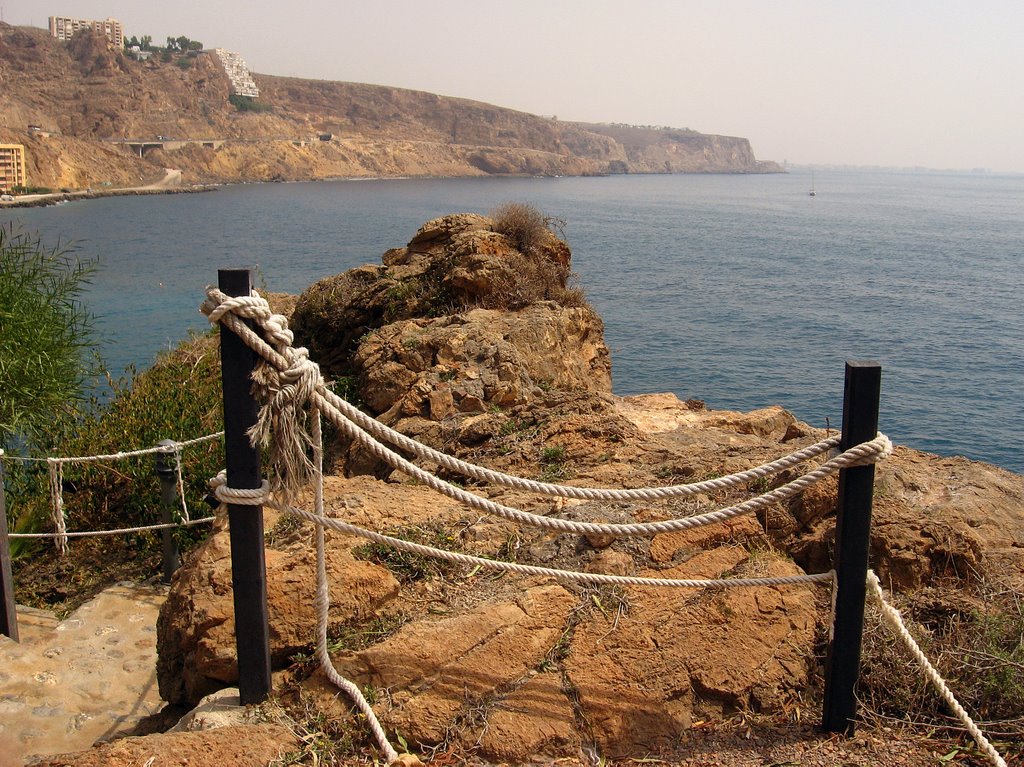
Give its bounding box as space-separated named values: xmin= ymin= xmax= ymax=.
xmin=209 ymin=470 xmax=271 ymax=506
xmin=202 ymin=285 xmax=324 ymax=504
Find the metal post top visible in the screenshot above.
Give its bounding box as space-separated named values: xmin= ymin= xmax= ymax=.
xmin=154 ymin=439 xmax=177 ymax=475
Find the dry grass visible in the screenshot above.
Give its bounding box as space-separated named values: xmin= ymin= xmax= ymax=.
xmin=483 ymin=202 xmax=590 ymax=311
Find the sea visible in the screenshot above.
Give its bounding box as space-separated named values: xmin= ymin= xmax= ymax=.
xmin=3 ymin=170 xmax=1022 ymax=473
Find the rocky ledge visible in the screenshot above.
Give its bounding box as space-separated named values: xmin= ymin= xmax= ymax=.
xmin=43 ymin=210 xmax=1024 ymax=765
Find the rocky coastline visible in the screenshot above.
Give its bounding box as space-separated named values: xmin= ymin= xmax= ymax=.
xmin=23 ymin=210 xmax=1024 ymax=766
xmin=1 ymin=23 xmax=782 ymax=194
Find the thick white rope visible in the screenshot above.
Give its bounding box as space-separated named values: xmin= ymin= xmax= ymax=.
xmin=319 ymin=395 xmax=890 ymax=538
xmin=287 ymin=502 xmax=835 ymax=589
xmin=867 ymin=571 xmax=1008 ymax=767
xmin=46 ymin=458 xmax=67 ymax=555
xmin=201 ymin=287 xmax=891 ymax=539
xmin=209 ymin=471 xmax=271 ymax=506
xmin=310 ymin=409 xmax=401 ymax=765
xmin=320 ymin=384 xmax=841 ymax=501
xmin=202 ymin=287 xmax=851 ymax=501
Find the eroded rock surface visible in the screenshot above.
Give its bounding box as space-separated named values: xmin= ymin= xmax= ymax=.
xmin=146 ymin=214 xmax=1024 ymax=765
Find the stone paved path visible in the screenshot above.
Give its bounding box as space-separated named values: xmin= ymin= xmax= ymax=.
xmin=0 ymin=582 xmax=168 ymax=765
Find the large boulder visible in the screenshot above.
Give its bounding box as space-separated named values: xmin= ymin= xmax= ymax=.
xmin=291 ymin=211 xmax=593 ymax=384
xmin=156 ymin=508 xmax=401 ymax=706
xmin=354 ymin=304 xmax=611 ymax=422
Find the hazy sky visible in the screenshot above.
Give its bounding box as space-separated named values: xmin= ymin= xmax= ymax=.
xmin=5 ymin=1 xmax=1023 ymax=172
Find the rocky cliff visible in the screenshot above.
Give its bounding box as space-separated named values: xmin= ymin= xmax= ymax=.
xmin=0 ymin=23 xmax=782 ymax=190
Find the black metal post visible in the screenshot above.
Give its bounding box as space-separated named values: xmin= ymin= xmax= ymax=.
xmin=0 ymin=454 xmax=19 ymax=641
xmin=822 ymin=361 xmax=882 ymax=734
xmin=154 ymin=440 xmax=181 ymax=584
xmin=218 ymin=268 xmax=272 ymax=705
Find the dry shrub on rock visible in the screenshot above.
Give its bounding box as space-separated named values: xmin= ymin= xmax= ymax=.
xmin=486 ymin=202 xmax=588 ymax=310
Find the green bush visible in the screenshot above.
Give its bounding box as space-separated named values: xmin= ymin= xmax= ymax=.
xmin=5 ymin=332 xmax=224 ymax=559
xmin=229 ymin=94 xmax=273 ymax=113
xmin=0 ymin=225 xmax=97 ymax=443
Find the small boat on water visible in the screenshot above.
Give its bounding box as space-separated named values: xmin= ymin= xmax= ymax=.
xmin=809 ymin=171 xmax=817 ymax=197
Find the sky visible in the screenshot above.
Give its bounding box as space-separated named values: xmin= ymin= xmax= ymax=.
xmin=4 ymin=0 xmax=1023 ymax=172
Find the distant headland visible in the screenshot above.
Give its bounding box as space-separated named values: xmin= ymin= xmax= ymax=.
xmin=0 ymin=21 xmax=782 ymax=195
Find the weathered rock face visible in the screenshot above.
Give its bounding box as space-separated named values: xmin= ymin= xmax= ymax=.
xmin=293 ymin=212 xmax=610 ymax=429
xmin=355 ymin=305 xmax=610 ymax=422
xmin=32 ymin=724 xmax=298 ymax=767
xmin=0 ymin=23 xmax=782 ymax=191
xmin=156 ymin=509 xmax=401 ymax=705
xmin=147 ymin=213 xmax=1024 ymax=765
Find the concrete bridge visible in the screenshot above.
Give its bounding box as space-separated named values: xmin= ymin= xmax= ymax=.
xmin=112 ymin=138 xmax=226 ymax=158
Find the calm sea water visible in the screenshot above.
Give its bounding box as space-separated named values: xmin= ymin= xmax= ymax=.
xmin=4 ymin=171 xmax=1022 ymax=473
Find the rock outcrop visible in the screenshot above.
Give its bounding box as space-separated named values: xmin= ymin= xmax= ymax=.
xmin=145 ymin=213 xmax=1024 ymax=764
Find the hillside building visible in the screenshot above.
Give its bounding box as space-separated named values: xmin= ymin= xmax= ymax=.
xmin=213 ymin=48 xmax=260 ymax=99
xmin=48 ymin=15 xmax=124 ymax=49
xmin=0 ymin=144 xmax=27 ymax=194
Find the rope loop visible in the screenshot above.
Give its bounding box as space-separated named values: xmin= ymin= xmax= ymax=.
xmin=209 ymin=470 xmax=270 ymax=506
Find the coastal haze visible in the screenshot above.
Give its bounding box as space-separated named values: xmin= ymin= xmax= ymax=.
xmin=3 ymin=0 xmax=1023 ymax=173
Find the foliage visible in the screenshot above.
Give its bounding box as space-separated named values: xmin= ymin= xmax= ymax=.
xmin=0 ymin=225 xmax=97 ymax=444
xmin=165 ymin=35 xmax=203 ymax=52
xmin=229 ymin=94 xmax=274 ymax=113
xmin=5 ymin=332 xmax=224 ymax=563
xmin=12 ymin=185 xmax=53 ymax=195
xmin=856 ymin=583 xmax=1024 ymax=750
xmin=485 ymin=202 xmax=588 ymax=311
xmin=353 ymin=523 xmax=463 ymax=584
xmin=490 ymin=201 xmax=564 ymax=256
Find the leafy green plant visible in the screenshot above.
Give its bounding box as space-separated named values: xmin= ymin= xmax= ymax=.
xmin=0 ymin=225 xmax=97 ymax=443
xmin=5 ymin=332 xmax=224 ymax=561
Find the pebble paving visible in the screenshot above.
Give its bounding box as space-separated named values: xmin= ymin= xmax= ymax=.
xmin=0 ymin=582 xmax=168 ymax=765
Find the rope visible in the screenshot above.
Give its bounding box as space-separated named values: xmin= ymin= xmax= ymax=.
xmin=8 ymin=516 xmax=215 ymax=539
xmin=209 ymin=471 xmax=271 ymax=506
xmin=288 ymin=503 xmax=835 ymax=589
xmin=200 ymin=286 xmax=891 ymax=540
xmin=0 ymin=433 xmax=223 ymax=553
xmin=310 ymin=409 xmax=400 ymax=764
xmin=320 ymin=396 xmax=890 ymax=538
xmin=202 ymin=286 xmax=858 ymax=501
xmin=0 ymin=432 xmax=223 ymax=464
xmin=320 ymin=384 xmax=843 ymax=501
xmin=866 ymin=571 xmax=1008 ymax=767
xmin=47 ymin=458 xmax=67 ymax=555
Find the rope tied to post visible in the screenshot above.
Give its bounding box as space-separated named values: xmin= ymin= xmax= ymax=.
xmin=203 ymin=288 xmax=320 ymax=505
xmin=209 ymin=470 xmax=271 ymax=507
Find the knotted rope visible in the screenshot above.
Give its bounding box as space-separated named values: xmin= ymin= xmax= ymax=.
xmin=201 ymin=287 xmax=892 ymax=539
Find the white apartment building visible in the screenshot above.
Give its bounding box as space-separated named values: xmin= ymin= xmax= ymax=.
xmin=48 ymin=15 xmax=125 ymax=48
xmin=214 ymin=48 xmax=260 ymax=99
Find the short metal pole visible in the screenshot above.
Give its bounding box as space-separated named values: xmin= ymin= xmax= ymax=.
xmin=0 ymin=452 xmax=19 ymax=641
xmin=154 ymin=440 xmax=180 ymax=584
xmin=218 ymin=268 xmax=272 ymax=705
xmin=822 ymin=361 xmax=882 ymax=734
